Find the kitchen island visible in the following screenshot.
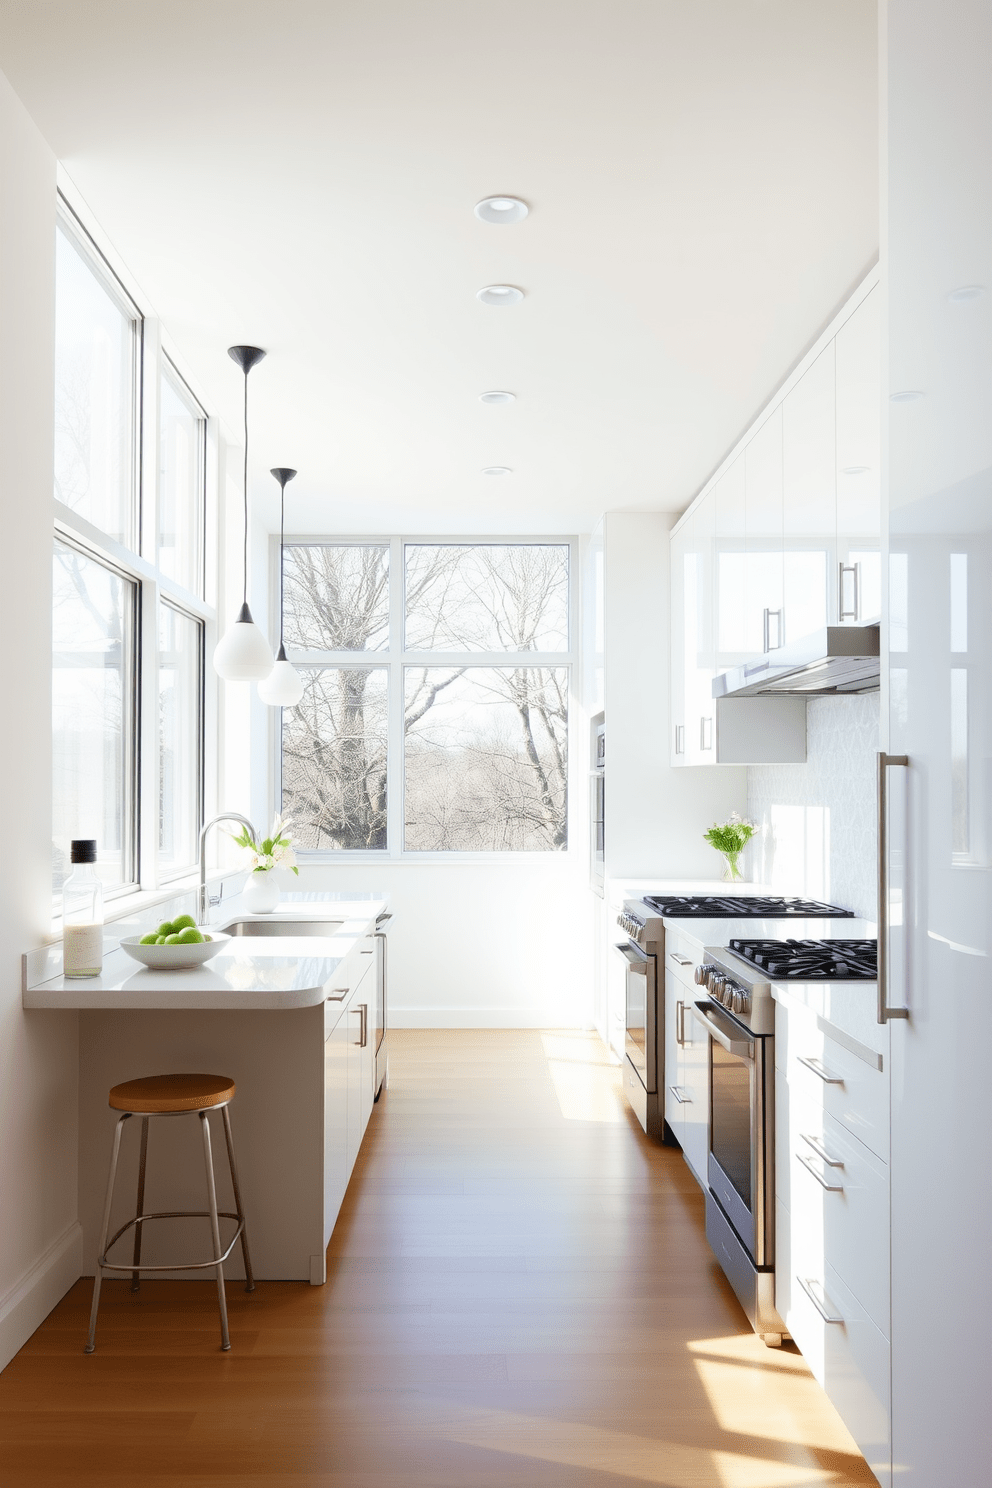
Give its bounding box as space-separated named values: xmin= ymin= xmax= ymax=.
xmin=24 ymin=896 xmax=388 ymax=1284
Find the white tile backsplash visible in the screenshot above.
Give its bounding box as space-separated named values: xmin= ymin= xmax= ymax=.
xmin=747 ymin=694 xmax=879 ymax=919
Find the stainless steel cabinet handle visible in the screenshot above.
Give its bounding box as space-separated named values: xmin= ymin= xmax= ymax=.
xmin=670 ymin=952 xmax=692 ymax=967
xmin=326 ymin=987 xmax=350 ymax=1002
xmin=357 ymin=1003 xmax=368 ymax=1047
xmin=797 ymin=1054 xmax=844 ymax=1085
xmin=800 ymin=1131 xmax=844 ymax=1167
xmin=797 ymin=1152 xmax=844 ymax=1192
xmin=675 ymin=724 xmax=685 ymax=755
xmin=668 ymin=1085 xmax=691 ymax=1104
xmin=676 ymin=1000 xmax=685 ymax=1046
xmin=838 ymin=561 xmax=861 ymax=621
xmin=700 ymin=716 xmax=713 ymax=751
xmin=798 ymin=1276 xmax=844 ymax=1324
xmin=762 ymin=607 xmax=784 ymax=651
xmin=878 ymin=751 xmax=911 ymax=1025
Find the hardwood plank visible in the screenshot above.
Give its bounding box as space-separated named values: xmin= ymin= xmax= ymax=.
xmin=0 ymin=1029 xmax=876 ymax=1486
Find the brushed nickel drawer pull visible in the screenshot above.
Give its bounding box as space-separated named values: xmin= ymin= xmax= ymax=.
xmin=797 ymin=1054 xmax=844 ymax=1085
xmin=800 ymin=1131 xmax=844 ymax=1167
xmin=668 ymin=1085 xmax=691 ymax=1104
xmin=670 ymin=953 xmax=692 ymax=966
xmin=797 ymin=1152 xmax=844 ymax=1192
xmin=798 ymin=1276 xmax=844 ymax=1324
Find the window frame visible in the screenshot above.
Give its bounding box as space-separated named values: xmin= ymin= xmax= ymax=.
xmin=52 ymin=190 xmax=217 ymax=911
xmin=273 ymin=534 xmax=578 ymax=862
xmin=158 ymin=355 xmax=208 ymax=599
xmin=157 ymin=597 xmax=206 ymax=883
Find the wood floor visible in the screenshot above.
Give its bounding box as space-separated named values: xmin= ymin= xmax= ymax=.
xmin=0 ymin=1029 xmax=876 ymax=1486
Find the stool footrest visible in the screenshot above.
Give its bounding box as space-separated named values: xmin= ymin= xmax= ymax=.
xmin=100 ymin=1211 xmax=244 ymax=1272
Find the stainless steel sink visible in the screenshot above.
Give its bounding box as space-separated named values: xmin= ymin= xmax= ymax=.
xmin=224 ymin=919 xmax=345 ymax=937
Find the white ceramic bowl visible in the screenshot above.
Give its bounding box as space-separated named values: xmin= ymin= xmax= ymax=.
xmin=120 ymin=931 xmax=231 ymax=970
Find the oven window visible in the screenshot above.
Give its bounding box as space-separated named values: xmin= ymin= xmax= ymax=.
xmin=710 ymin=1042 xmax=752 ymax=1209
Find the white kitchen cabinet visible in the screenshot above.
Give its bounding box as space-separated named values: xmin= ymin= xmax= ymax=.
xmin=670 ymin=517 xmax=690 ymax=763
xmin=783 ymin=343 xmax=835 ymax=640
xmin=671 ymin=498 xmax=717 ymax=765
xmin=835 ymin=288 xmax=881 ymax=622
xmin=324 ymin=942 xmax=376 ymax=1253
xmin=714 ymin=458 xmax=747 ymax=675
xmin=744 ymin=406 xmax=784 ymax=657
xmin=663 ymin=959 xmax=708 ymax=1188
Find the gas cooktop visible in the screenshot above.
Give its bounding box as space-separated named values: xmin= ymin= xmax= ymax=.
xmin=640 ymin=894 xmax=855 ymax=919
xmin=728 ymin=938 xmax=877 ymax=979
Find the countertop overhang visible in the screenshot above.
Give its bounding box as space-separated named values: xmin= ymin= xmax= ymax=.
xmin=23 ymin=896 xmax=388 ymax=1011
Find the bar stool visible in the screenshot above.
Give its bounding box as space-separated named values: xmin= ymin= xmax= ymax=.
xmin=85 ymin=1073 xmax=255 ymax=1354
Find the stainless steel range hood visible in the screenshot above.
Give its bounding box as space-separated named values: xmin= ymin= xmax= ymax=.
xmin=711 ymin=623 xmax=880 ymax=699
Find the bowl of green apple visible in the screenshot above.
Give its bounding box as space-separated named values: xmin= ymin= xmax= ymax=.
xmin=120 ymin=916 xmax=230 ymax=970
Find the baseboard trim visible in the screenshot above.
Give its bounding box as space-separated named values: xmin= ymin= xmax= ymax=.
xmin=389 ymin=1008 xmax=593 ymax=1029
xmin=0 ymin=1221 xmax=82 ymax=1373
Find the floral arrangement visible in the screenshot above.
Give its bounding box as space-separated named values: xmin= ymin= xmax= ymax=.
xmin=703 ymin=811 xmax=757 ymax=881
xmin=229 ymin=814 xmax=299 ymax=876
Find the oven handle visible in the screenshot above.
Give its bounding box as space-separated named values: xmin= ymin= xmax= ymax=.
xmin=692 ymin=1003 xmax=753 ymax=1059
xmin=614 ymin=941 xmax=649 ymax=966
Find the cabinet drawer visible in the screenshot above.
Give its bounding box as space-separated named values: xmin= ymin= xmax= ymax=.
xmin=780 ymin=1205 xmax=891 ymax=1488
xmin=788 ymin=1104 xmax=889 ymax=1336
xmin=779 ymin=1002 xmax=889 ymax=1161
xmin=664 ymin=933 xmax=700 ymax=987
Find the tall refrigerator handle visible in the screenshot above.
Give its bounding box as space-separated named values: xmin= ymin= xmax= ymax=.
xmin=878 ymin=751 xmax=910 ymax=1025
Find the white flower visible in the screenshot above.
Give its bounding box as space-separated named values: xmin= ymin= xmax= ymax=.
xmin=273 ymin=842 xmax=297 ymax=870
xmin=255 ymin=852 xmax=276 ymax=872
xmin=238 ymin=844 xmax=260 ymax=871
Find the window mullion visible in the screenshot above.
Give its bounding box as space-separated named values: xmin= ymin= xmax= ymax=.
xmin=138 ymin=576 xmax=160 ymax=890
xmin=389 ymin=535 xmax=405 ymax=857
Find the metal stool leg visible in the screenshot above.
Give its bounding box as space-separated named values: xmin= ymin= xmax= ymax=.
xmin=130 ymin=1116 xmax=149 ymax=1293
xmin=200 ymin=1111 xmax=231 ymax=1351
xmin=221 ymin=1104 xmax=255 ymax=1292
xmin=85 ymin=1113 xmax=131 ymax=1354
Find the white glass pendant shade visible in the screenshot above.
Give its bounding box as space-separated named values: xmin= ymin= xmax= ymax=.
xmin=258 ymin=645 xmax=304 ymax=706
xmin=213 ymin=602 xmax=274 ymax=681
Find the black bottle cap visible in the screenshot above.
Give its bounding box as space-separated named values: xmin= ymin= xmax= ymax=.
xmin=70 ymin=839 xmax=97 ymax=864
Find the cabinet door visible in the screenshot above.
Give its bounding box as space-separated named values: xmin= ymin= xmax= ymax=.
xmin=688 ymin=492 xmax=716 ymax=763
xmin=346 ymin=997 xmax=364 ymax=1170
xmin=680 ymin=1003 xmax=710 ymax=1188
xmin=670 ymin=518 xmax=690 ymax=765
xmin=745 ymin=407 xmax=784 ymax=656
xmin=323 ymin=1011 xmax=350 ymax=1247
xmin=664 ymin=970 xmax=685 ymax=1143
xmin=714 ymin=458 xmax=747 ymax=674
xmin=835 ymin=289 xmax=881 ymax=622
xmin=783 ymin=345 xmax=836 ymax=640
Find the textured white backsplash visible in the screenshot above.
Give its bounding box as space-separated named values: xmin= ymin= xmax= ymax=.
xmin=747 ymin=694 xmax=879 ymax=920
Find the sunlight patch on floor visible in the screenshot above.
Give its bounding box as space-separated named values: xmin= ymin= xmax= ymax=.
xmin=431 ymin=1400 xmax=842 ymax=1487
xmin=541 ymin=1030 xmax=628 ymax=1124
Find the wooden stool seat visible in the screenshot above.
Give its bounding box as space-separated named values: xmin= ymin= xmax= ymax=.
xmin=109 ymin=1073 xmax=235 ymax=1114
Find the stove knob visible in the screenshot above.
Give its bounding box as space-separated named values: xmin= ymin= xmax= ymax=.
xmin=732 ymin=989 xmax=745 ymax=1014
xmin=706 ymin=970 xmax=724 ymax=994
xmin=739 ymin=990 xmax=751 ymax=1015
xmin=694 ymin=963 xmax=715 ymax=986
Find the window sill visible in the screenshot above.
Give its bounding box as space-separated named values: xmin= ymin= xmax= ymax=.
xmin=49 ymin=870 xmax=240 ymax=938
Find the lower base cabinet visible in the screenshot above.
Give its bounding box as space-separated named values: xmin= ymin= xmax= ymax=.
xmin=323 ymin=939 xmax=376 ymax=1259
xmin=664 ymin=967 xmax=709 ymax=1188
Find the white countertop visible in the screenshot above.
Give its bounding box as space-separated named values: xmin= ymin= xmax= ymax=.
xmin=23 ymin=895 xmax=388 ymax=1011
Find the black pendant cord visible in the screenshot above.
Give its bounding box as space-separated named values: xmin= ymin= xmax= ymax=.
xmin=242 ymin=369 xmax=250 ymax=609
xmin=279 ymin=479 xmax=286 ymax=652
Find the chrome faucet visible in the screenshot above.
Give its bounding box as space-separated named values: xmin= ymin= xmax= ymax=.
xmin=198 ymin=813 xmax=258 ymax=925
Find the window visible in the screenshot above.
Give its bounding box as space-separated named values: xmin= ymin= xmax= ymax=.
xmin=54 ymin=218 xmax=140 ymax=548
xmin=158 ymin=362 xmax=206 ymax=595
xmin=52 ymin=539 xmax=137 ymax=892
xmin=280 ymin=540 xmax=572 ymax=855
xmin=52 ymin=199 xmax=212 ymax=905
xmin=159 ymin=603 xmax=204 ymax=877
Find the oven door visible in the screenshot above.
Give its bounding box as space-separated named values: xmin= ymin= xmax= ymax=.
xmin=618 ymin=940 xmax=656 ymax=1093
xmin=694 ymin=1000 xmax=773 ymax=1267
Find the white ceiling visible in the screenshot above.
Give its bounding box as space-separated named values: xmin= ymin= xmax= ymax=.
xmin=0 ymin=1 xmax=878 ymax=536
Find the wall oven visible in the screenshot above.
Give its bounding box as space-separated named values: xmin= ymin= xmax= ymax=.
xmin=693 ymin=947 xmax=784 ymax=1345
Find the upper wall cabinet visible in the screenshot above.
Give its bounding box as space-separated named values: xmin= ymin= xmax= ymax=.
xmin=670 ymin=277 xmax=880 ymax=766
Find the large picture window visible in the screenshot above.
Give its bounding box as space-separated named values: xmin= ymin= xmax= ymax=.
xmin=279 ymin=540 xmax=573 ymax=855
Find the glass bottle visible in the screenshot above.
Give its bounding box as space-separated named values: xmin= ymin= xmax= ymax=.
xmin=63 ymin=839 xmax=104 ymax=978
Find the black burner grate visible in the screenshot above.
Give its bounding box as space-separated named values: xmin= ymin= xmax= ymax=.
xmin=640 ymin=895 xmax=854 ymax=919
xmin=729 ymin=938 xmax=877 ymax=979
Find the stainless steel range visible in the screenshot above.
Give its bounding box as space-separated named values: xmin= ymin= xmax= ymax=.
xmin=694 ymin=937 xmax=877 ymax=1348
xmin=613 ymin=895 xmax=854 ymax=1141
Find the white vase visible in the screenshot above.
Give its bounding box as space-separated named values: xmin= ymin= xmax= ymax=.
xmin=242 ymin=870 xmax=280 ymax=914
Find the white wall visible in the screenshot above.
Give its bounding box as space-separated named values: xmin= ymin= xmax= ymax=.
xmin=747 ymin=693 xmax=879 ymax=918
xmin=0 ymin=70 xmax=81 ymax=1370
xmin=296 ymin=860 xmax=592 ymax=1028
xmin=603 ymin=511 xmax=746 ymax=877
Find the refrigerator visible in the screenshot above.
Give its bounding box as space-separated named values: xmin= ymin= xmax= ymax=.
xmin=884 ymin=0 xmax=992 ymax=1480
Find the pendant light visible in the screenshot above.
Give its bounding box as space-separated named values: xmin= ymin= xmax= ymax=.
xmin=258 ymin=467 xmax=305 ymax=706
xmin=213 ymin=345 xmax=275 ymax=681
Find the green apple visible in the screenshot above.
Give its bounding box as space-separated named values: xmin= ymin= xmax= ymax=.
xmin=139 ymin=933 xmax=158 ymax=945
xmin=172 ymin=914 xmax=196 ymax=931
xmin=156 ymin=936 xmax=168 ymax=945
xmin=157 ymin=920 xmax=175 ymax=937
xmin=164 ymin=933 xmax=183 ymax=945
xmin=178 ymin=927 xmax=204 ymax=944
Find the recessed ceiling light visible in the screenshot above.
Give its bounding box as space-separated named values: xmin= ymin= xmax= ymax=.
xmin=477 ymin=284 xmax=524 ymax=306
xmin=482 ymin=466 xmax=513 ymax=476
xmin=841 ymin=465 xmax=871 ymax=475
xmin=948 ymin=284 xmax=985 ymax=302
xmin=475 ymin=196 xmax=529 ymax=225
xmin=890 ymin=389 xmax=925 ymax=402
xmin=480 ymin=390 xmax=516 ymax=405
